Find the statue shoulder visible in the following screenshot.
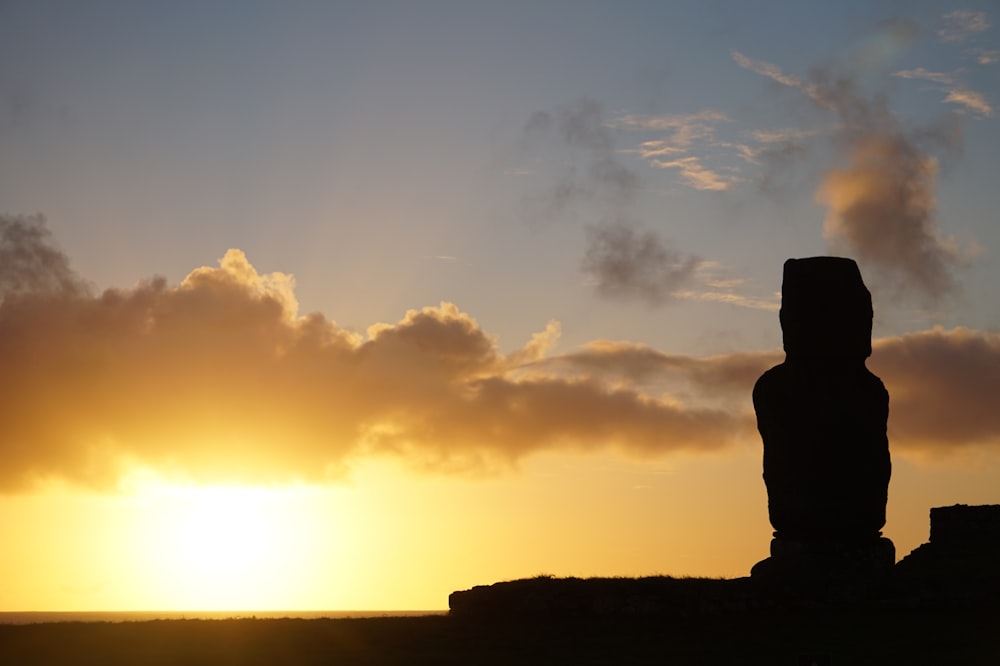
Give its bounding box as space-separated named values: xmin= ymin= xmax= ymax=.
xmin=861 ymin=365 xmax=888 ymax=387
xmin=753 ymin=363 xmax=788 ymax=401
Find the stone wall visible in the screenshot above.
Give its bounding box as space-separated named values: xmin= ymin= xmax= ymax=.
xmin=895 ymin=504 xmax=1000 ymax=604
xmin=929 ymin=504 xmax=1000 ymax=549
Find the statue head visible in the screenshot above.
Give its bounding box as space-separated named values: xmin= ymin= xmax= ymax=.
xmin=778 ymin=256 xmax=873 ymax=360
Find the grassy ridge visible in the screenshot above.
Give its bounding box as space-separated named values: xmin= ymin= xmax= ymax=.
xmin=1 ymin=606 xmax=997 ymax=665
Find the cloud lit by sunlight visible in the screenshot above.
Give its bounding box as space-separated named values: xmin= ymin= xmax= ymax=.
xmin=2 ymin=216 xmax=999 ymax=493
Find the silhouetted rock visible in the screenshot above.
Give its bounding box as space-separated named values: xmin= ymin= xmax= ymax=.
xmin=448 ymin=576 xmax=758 ymax=619
xmin=928 ymin=503 xmax=1000 ymax=549
xmin=896 ymin=504 xmax=1000 ymax=604
xmin=751 ymin=257 xmax=893 ymax=583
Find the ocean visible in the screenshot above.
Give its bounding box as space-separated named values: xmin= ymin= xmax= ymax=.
xmin=0 ymin=610 xmax=447 ymax=624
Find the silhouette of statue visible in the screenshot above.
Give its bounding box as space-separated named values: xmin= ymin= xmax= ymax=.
xmin=751 ymin=257 xmax=893 ymax=582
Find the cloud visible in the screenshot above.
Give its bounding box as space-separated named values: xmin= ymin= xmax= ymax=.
xmin=750 ymin=128 xmax=823 ymax=145
xmin=736 ymin=51 xmax=975 ymax=300
xmin=870 ymin=327 xmax=1000 ymax=452
xmin=815 ymin=134 xmax=964 ymax=300
xmin=971 ymin=48 xmax=999 ymax=65
xmin=740 ymin=128 xmax=820 ymax=193
xmin=893 ymin=68 xmax=993 ymax=116
xmin=4 ymin=222 xmax=996 ymax=491
xmin=731 ymin=51 xmax=806 ymax=90
xmin=555 ymin=98 xmax=614 ymax=152
xmin=942 ymin=87 xmax=993 ymax=116
xmin=735 ymin=50 xmax=992 ymax=121
xmin=610 ymin=110 xmax=729 ymax=150
xmin=586 ymin=259 xmax=780 ymax=312
xmin=521 ymin=99 xmax=640 ymax=215
xmin=0 ymin=215 xmax=87 ymax=298
xmin=582 ymin=224 xmax=702 ymax=304
xmin=666 ymin=263 xmax=779 ymax=312
xmin=635 ymin=140 xmax=685 ymax=159
xmin=611 ymin=110 xmax=748 ymax=191
xmin=539 ymin=327 xmax=1000 ymax=456
xmin=892 ymin=67 xmax=954 ymax=85
xmin=731 ymin=51 xmax=826 ymax=106
xmin=0 ymin=224 xmax=735 ymax=490
xmin=521 ymin=99 xmax=699 ymax=304
xmin=535 ymin=340 xmax=779 ymax=401
xmin=650 ymin=155 xmax=744 ymax=191
xmin=937 ymin=9 xmax=990 ymax=43
xmin=671 ymin=289 xmax=779 ymax=312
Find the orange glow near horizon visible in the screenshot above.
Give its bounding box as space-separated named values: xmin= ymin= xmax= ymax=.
xmin=3 ymin=448 xmax=1000 ymax=612
xmin=0 ymin=453 xmax=779 ymax=612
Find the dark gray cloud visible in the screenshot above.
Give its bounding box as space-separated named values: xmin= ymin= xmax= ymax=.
xmin=0 ymin=214 xmax=87 ymax=298
xmin=582 ymin=223 xmax=702 ymax=305
xmin=521 ymin=99 xmax=698 ymax=304
xmin=809 ymin=67 xmax=968 ymax=300
xmin=734 ymin=47 xmax=974 ymax=301
xmin=557 ymin=97 xmax=614 ymax=152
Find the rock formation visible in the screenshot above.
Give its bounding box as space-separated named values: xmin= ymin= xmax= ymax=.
xmin=751 ymin=257 xmax=893 ymax=582
xmin=896 ymin=504 xmax=1000 ymax=603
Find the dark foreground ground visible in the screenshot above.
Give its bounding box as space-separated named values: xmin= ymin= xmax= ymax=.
xmin=1 ymin=604 xmax=997 ymax=665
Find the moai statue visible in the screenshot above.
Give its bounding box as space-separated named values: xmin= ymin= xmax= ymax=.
xmin=751 ymin=257 xmax=894 ymax=581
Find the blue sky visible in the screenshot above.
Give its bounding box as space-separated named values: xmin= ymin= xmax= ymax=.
xmin=3 ymin=1 xmax=997 ymax=351
xmin=1 ymin=1 xmax=999 ymax=608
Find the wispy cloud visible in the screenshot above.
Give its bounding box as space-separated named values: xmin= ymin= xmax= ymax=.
xmin=670 ymin=262 xmax=779 ymax=311
xmin=732 ymin=128 xmax=823 ymax=173
xmin=671 ymin=289 xmax=780 ymax=311
xmin=942 ymin=87 xmax=993 ymax=116
xmin=722 ymin=142 xmax=760 ymax=165
xmin=893 ymin=68 xmax=993 ymax=116
xmin=731 ymin=50 xmax=826 ymax=106
xmin=892 ymin=67 xmax=955 ymax=85
xmin=633 ymin=140 xmax=685 ymax=159
xmin=750 ymin=128 xmax=822 ymax=144
xmin=610 ymin=110 xmax=729 ymax=149
xmin=611 ymin=110 xmax=747 ymax=191
xmin=650 ymin=156 xmax=744 ymax=191
xmin=971 ymin=48 xmax=999 ymax=65
xmin=938 ymin=9 xmax=991 ymax=43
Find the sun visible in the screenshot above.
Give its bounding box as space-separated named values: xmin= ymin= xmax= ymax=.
xmin=171 ymin=487 xmax=273 ymax=579
xmin=126 ymin=478 xmax=330 ymax=610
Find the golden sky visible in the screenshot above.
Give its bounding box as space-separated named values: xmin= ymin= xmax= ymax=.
xmin=2 ymin=237 xmax=999 ymax=610
xmin=1 ymin=2 xmax=999 ymax=611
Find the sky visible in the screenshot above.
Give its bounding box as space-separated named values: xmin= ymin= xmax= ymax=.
xmin=1 ymin=0 xmax=999 ymax=611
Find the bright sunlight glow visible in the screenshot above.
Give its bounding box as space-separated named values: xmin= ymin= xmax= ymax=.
xmin=126 ymin=476 xmax=334 ymax=611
